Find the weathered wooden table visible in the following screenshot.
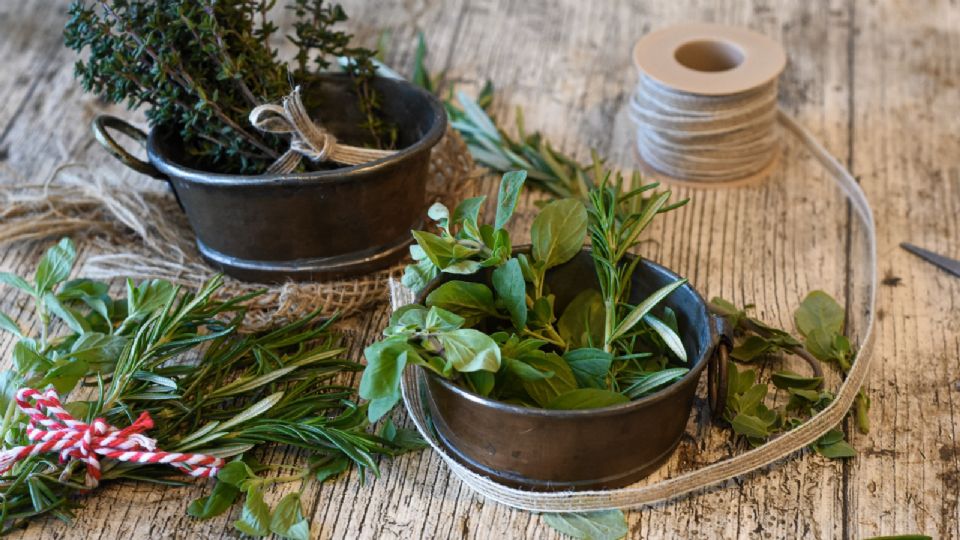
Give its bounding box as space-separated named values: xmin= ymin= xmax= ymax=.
xmin=1 ymin=0 xmax=958 ymax=538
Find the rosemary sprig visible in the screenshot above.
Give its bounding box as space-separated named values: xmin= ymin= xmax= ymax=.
xmin=0 ymin=239 xmax=421 ymax=536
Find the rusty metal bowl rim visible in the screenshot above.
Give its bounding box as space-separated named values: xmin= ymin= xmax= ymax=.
xmin=414 ymin=248 xmax=718 ymax=419
xmin=145 ymin=74 xmax=447 ymax=187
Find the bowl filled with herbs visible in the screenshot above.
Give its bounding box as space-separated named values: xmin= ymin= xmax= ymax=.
xmin=361 ymin=170 xmax=731 ymax=490
xmin=67 ymin=1 xmax=446 ymax=282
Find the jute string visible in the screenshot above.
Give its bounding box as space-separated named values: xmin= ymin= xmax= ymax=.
xmin=392 ymin=111 xmax=877 ymax=512
xmin=0 ymin=128 xmax=478 ymax=329
xmin=249 ymin=86 xmax=395 ymax=174
xmin=629 ymin=73 xmax=780 ymax=183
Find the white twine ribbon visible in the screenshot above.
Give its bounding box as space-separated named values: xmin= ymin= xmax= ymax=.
xmin=390 ymin=108 xmax=877 ymax=512
xmin=248 ymin=86 xmax=395 ymax=174
xmin=629 ymin=73 xmax=781 ymax=183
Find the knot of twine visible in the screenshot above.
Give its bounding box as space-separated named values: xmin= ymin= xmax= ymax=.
xmin=249 ymin=86 xmax=395 ymax=174
xmin=0 ymin=388 xmax=224 ymax=488
xmin=628 ymin=73 xmax=780 ymax=183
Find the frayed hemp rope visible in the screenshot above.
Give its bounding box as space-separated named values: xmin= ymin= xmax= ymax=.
xmin=249 ymin=86 xmax=395 ymax=174
xmin=392 ymin=110 xmax=878 ymax=512
xmin=0 ymin=128 xmax=479 ymax=328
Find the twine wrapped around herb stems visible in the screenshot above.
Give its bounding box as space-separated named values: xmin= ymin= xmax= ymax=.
xmin=391 ymin=111 xmax=878 ymax=512
xmin=249 ymin=86 xmax=395 ymax=174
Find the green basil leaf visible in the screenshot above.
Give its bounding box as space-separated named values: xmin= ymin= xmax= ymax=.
xmin=465 ymin=370 xmax=495 ymax=396
xmin=610 ymin=279 xmax=686 ymax=341
xmin=34 ymin=238 xmax=75 ymax=294
xmin=562 ymin=348 xmax=612 ymax=389
xmin=530 ymin=198 xmax=588 ymax=269
xmin=522 ymin=352 xmax=577 ymax=407
xmin=425 ymin=280 xmax=498 ymax=325
xmin=402 ymin=258 xmax=439 ymax=293
xmin=546 ymin=388 xmax=628 ymax=410
xmin=492 ymin=258 xmax=527 ymax=329
xmin=233 ymin=486 xmax=271 ymax=537
xmin=557 ymin=289 xmax=604 ymax=349
xmin=270 ymin=492 xmax=310 ymax=540
xmin=543 ymin=510 xmax=628 ymax=540
xmin=187 ymin=481 xmax=240 ymax=520
xmin=411 ymin=230 xmax=457 ymax=268
xmin=494 ymin=170 xmax=527 ymax=230
xmin=388 ymin=304 xmax=428 ymax=332
xmin=795 ymin=290 xmax=845 ymax=337
xmin=437 ymin=329 xmax=501 ymax=372
xmin=771 ymin=370 xmax=823 ymax=390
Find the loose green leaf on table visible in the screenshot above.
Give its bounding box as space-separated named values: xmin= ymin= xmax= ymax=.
xmin=543 ymin=510 xmax=629 ymax=540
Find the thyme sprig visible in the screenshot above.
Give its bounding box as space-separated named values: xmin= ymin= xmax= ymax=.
xmin=0 ymin=239 xmax=421 ymax=536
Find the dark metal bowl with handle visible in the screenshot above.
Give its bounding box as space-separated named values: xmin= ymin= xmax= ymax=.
xmin=416 ymin=249 xmax=729 ymax=491
xmin=92 ymin=74 xmax=447 ymax=283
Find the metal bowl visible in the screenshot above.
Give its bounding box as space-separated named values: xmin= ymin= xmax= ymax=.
xmin=92 ymin=74 xmax=447 ymax=282
xmin=416 ymin=249 xmax=728 ymax=491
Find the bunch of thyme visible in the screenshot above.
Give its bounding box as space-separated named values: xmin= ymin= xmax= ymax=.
xmin=65 ymin=0 xmax=392 ymax=174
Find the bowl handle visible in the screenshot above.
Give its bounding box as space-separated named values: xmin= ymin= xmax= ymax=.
xmin=91 ymin=115 xmax=167 ymax=181
xmin=708 ymin=316 xmax=732 ymax=422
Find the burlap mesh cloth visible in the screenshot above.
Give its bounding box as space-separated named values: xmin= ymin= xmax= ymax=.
xmin=0 ymin=128 xmax=479 ymax=328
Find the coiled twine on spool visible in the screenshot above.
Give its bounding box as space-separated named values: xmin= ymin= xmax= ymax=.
xmin=630 ymin=23 xmax=787 ymax=185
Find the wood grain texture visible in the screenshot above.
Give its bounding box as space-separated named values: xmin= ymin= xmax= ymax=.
xmin=0 ymin=0 xmax=956 ymax=538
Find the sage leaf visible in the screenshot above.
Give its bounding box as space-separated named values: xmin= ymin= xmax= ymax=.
xmin=531 ymin=198 xmax=588 ymax=269
xmin=426 ymin=281 xmax=498 ymax=325
xmin=495 ymin=170 xmax=527 ymax=229
xmin=546 ymin=388 xmax=628 ymax=410
xmin=562 ymin=348 xmax=612 ymax=389
xmin=233 ymin=486 xmax=271 ymax=537
xmin=542 ymin=510 xmax=628 ymax=540
xmin=187 ymin=481 xmax=240 ymax=520
xmin=492 ymin=258 xmax=527 ymax=329
xmin=795 ymin=290 xmax=845 ymax=336
xmin=610 ymin=279 xmax=686 ymax=341
xmin=270 ymin=492 xmax=310 ymax=540
xmin=436 ymin=329 xmax=501 ymax=372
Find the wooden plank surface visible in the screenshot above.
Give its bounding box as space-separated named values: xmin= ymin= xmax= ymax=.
xmin=0 ymin=0 xmax=957 ymax=538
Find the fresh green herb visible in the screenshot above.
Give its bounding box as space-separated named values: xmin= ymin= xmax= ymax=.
xmin=711 ymin=292 xmax=870 ymax=459
xmin=363 ymin=171 xmax=688 ymax=420
xmin=542 ymin=510 xmax=629 ymax=540
xmin=65 ymin=0 xmax=392 ymax=174
xmin=0 ymin=238 xmax=422 ymax=535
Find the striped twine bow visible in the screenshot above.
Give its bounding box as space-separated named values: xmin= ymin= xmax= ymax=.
xmin=0 ymin=388 xmax=224 ymax=488
xmin=249 ymin=86 xmax=395 ymax=174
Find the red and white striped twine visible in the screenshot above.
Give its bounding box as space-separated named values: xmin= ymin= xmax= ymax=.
xmin=0 ymin=388 xmax=224 ymax=487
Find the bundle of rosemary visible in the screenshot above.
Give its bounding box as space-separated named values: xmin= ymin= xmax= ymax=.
xmin=0 ymin=239 xmax=420 ymax=537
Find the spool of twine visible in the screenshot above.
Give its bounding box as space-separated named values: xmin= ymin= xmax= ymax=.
xmin=629 ymin=23 xmax=786 ymax=186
